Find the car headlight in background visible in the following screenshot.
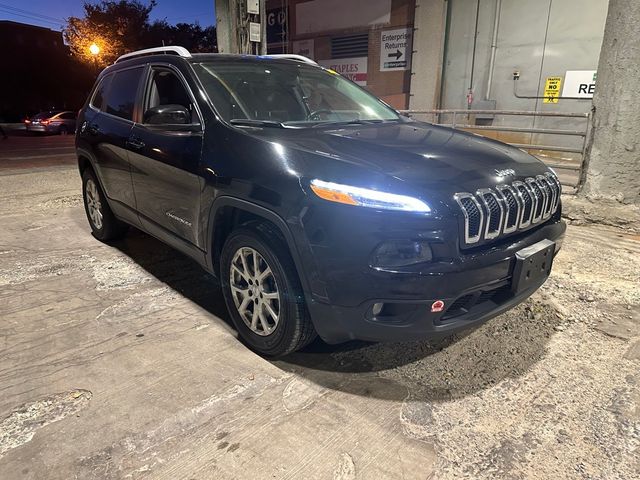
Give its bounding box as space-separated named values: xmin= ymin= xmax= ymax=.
xmin=310 ymin=179 xmax=431 ymax=213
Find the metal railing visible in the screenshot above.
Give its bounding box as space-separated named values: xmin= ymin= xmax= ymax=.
xmin=398 ymin=109 xmax=592 ymax=191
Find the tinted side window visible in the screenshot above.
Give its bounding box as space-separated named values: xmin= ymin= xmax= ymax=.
xmin=60 ymin=112 xmax=76 ymax=119
xmin=91 ymin=75 xmax=112 ymax=111
xmin=104 ymin=67 xmax=144 ymax=121
xmin=148 ymin=70 xmax=191 ymax=110
xmin=146 ymin=68 xmax=197 ymax=123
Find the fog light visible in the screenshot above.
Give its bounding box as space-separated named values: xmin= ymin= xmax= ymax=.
xmin=372 ymin=302 xmax=384 ymax=316
xmin=371 ymin=240 xmax=432 ymax=268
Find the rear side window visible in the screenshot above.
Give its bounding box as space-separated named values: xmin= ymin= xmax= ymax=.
xmin=104 ymin=67 xmax=144 ymax=121
xmin=60 ymin=112 xmax=76 ymax=119
xmin=91 ymin=75 xmax=112 ymax=111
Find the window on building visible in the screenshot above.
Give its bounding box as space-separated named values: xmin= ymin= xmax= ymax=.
xmin=331 ymin=33 xmax=369 ymax=59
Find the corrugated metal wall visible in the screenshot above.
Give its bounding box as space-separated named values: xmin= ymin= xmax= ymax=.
xmin=442 ymin=0 xmax=608 ymax=112
xmin=439 ymin=0 xmax=608 ymax=157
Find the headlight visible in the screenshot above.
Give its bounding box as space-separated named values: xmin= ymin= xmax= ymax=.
xmin=309 ymin=179 xmax=431 ymax=213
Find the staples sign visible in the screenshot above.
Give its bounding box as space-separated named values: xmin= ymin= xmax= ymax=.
xmin=318 ymin=57 xmax=368 ymax=86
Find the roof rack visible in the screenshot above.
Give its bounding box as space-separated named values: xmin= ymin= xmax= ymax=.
xmin=265 ymin=54 xmax=317 ymax=65
xmin=115 ymin=46 xmax=191 ymax=64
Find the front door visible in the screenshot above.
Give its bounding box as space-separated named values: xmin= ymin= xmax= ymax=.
xmin=128 ymin=66 xmax=203 ymax=247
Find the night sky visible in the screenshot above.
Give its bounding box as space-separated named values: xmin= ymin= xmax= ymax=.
xmin=0 ymin=0 xmax=216 ymax=31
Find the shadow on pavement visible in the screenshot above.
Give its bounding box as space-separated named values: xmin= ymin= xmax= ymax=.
xmin=108 ymin=227 xmax=561 ymax=402
xmin=276 ymin=299 xmax=561 ymax=402
xmin=110 ymin=228 xmax=234 ymax=330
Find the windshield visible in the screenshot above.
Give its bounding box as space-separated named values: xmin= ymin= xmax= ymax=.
xmin=192 ymin=60 xmax=400 ymax=126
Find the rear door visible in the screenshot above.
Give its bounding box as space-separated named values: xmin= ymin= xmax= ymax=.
xmin=128 ymin=65 xmax=204 ymax=247
xmin=82 ymin=66 xmax=145 ymax=212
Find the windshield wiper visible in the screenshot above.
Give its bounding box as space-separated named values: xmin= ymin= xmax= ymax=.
xmin=309 ymin=119 xmax=393 ymax=128
xmin=230 ymin=119 xmax=285 ymax=128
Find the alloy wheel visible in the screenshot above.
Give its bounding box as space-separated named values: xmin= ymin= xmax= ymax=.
xmin=85 ymin=179 xmax=103 ymax=230
xmin=229 ymin=246 xmax=280 ymax=336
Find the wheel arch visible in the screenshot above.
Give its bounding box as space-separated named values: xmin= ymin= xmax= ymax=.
xmin=77 ymin=147 xmax=97 ymax=177
xmin=206 ymin=197 xmax=312 ymax=298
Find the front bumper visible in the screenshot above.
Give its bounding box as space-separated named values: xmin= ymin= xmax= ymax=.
xmin=297 ymin=206 xmax=566 ymax=344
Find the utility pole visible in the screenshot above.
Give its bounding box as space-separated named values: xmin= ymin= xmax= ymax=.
xmin=215 ymin=0 xmax=267 ymax=54
xmin=581 ymin=0 xmax=640 ymax=204
xmin=215 ymin=0 xmax=237 ymax=53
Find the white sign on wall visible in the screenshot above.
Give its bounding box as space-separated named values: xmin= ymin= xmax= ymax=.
xmin=247 ymin=0 xmax=259 ymax=15
xmin=249 ymin=22 xmax=261 ymax=42
xmin=562 ymin=70 xmax=597 ymax=98
xmin=292 ymin=39 xmax=315 ymax=60
xmin=380 ymin=27 xmax=413 ymax=71
xmin=318 ymin=57 xmax=368 ymax=86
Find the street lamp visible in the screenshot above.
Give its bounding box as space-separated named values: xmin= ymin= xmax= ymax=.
xmin=89 ymin=43 xmax=100 ymax=74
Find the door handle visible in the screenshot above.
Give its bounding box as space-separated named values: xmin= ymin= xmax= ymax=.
xmin=87 ymin=123 xmax=100 ymax=135
xmin=126 ymin=136 xmax=145 ymax=150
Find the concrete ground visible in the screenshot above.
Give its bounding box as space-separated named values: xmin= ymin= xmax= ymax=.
xmin=0 ymin=137 xmax=639 ymax=479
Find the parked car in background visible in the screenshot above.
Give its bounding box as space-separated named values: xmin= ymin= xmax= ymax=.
xmin=25 ymin=110 xmax=77 ymax=134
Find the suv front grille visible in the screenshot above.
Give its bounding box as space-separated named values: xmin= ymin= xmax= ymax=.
xmin=454 ymin=173 xmax=561 ymax=246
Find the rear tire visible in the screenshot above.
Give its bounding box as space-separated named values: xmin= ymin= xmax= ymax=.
xmin=220 ymin=224 xmax=316 ymax=357
xmin=82 ymin=168 xmax=128 ymax=241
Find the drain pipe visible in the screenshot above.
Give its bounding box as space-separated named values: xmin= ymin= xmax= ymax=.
xmin=485 ymin=0 xmax=502 ymax=100
xmin=467 ymin=0 xmax=481 ymax=108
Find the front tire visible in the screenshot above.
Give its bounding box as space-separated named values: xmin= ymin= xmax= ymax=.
xmin=220 ymin=224 xmax=316 ymax=357
xmin=82 ymin=169 xmax=128 ymax=241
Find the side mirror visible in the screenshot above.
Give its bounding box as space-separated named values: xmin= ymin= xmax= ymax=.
xmin=143 ymin=104 xmax=190 ymax=125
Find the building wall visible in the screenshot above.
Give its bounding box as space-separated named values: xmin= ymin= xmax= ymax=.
xmin=408 ymin=0 xmax=447 ymax=112
xmin=0 ymin=21 xmax=93 ymax=121
xmin=267 ymin=0 xmax=416 ymax=109
xmin=442 ymin=0 xmax=608 ymax=112
xmin=439 ymin=0 xmax=608 ymax=141
xmin=265 ymin=0 xmax=609 ymax=130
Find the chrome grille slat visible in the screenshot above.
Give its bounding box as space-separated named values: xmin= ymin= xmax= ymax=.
xmin=536 ymin=175 xmax=553 ymax=220
xmin=477 ymin=188 xmax=504 ymax=239
xmin=454 ymin=193 xmax=484 ymax=244
xmin=526 ymin=177 xmax=544 ymax=224
xmin=544 ymin=172 xmax=561 ymax=213
xmin=512 ymin=181 xmax=533 ymax=228
xmin=495 ymin=184 xmax=520 ymax=234
xmin=455 ymin=173 xmax=561 ymax=246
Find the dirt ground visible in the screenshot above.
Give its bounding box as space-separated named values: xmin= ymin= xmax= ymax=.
xmin=0 ymin=163 xmax=638 ymax=479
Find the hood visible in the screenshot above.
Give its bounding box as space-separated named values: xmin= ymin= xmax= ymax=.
xmin=245 ymin=121 xmax=549 ymax=193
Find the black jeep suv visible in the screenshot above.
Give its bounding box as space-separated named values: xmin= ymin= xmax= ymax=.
xmin=76 ymin=46 xmax=566 ymax=356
